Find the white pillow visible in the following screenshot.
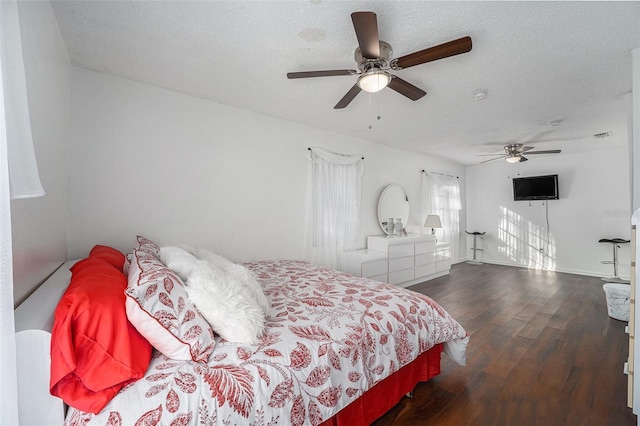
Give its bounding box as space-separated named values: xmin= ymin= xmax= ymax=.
xmin=194 ymin=248 xmax=233 ymax=270
xmin=175 ymin=243 xmax=197 ymax=256
xmin=186 ymin=260 xmax=265 ymax=344
xmin=196 ymin=248 xmax=270 ymax=315
xmin=159 ymin=246 xmax=198 ymax=282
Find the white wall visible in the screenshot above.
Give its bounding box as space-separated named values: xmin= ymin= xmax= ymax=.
xmin=68 ymin=68 xmax=466 ymax=263
xmin=466 ymin=145 xmax=631 ymax=277
xmin=11 ymin=1 xmax=70 ymax=305
xmin=633 ymin=47 xmax=640 ymax=212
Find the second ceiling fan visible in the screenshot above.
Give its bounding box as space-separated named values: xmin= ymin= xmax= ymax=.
xmin=287 ymin=11 xmax=472 ymax=109
xmin=479 ymin=144 xmax=562 ymax=163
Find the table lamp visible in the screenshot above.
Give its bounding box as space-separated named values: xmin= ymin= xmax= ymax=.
xmin=424 ymin=214 xmax=442 ymax=238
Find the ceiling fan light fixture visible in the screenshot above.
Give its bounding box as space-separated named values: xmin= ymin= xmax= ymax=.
xmin=506 ymin=155 xmax=521 ymax=163
xmin=357 ymin=70 xmax=391 ymax=93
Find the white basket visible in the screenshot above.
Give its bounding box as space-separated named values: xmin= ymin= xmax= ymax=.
xmin=603 ymin=283 xmax=630 ymax=322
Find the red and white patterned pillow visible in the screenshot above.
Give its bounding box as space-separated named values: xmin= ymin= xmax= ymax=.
xmin=125 ymin=243 xmax=216 ymax=363
xmin=136 ymin=235 xmax=160 ymax=256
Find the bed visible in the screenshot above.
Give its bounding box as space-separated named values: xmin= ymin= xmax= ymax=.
xmin=14 ymin=236 xmax=468 ymax=426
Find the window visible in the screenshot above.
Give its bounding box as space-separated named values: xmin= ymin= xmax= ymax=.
xmin=422 ymin=171 xmax=461 ymax=260
xmin=305 ymin=148 xmax=364 ymax=270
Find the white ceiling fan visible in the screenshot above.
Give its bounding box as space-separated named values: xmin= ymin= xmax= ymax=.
xmin=479 ymin=143 xmax=562 ymax=164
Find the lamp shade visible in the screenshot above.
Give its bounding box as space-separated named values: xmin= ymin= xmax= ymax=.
xmin=424 ymin=214 xmax=442 ymax=228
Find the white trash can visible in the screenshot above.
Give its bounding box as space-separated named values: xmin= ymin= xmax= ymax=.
xmin=603 ymin=283 xmax=630 ymax=321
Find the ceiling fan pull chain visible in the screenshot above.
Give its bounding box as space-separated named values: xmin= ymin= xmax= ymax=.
xmin=366 ymin=92 xmax=383 ymax=130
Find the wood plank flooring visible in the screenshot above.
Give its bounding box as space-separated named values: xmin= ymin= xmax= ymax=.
xmin=373 ymin=262 xmax=636 ymax=425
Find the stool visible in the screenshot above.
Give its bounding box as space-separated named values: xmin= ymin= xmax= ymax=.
xmin=466 ymin=231 xmax=486 ymax=265
xmin=599 ymin=238 xmax=630 ymax=284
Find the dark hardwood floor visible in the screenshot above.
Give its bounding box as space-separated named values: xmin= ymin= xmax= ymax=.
xmin=373 ymin=262 xmax=636 ymax=426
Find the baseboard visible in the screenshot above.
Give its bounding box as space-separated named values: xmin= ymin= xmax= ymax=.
xmin=464 ymin=258 xmax=630 ymax=280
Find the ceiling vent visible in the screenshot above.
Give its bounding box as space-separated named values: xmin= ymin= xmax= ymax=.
xmin=593 ymin=131 xmax=612 ymax=139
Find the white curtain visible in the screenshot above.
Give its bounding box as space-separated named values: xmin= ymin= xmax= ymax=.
xmin=421 ymin=171 xmax=462 ymax=260
xmin=0 ymin=77 xmax=18 ymax=425
xmin=1 ymin=1 xmax=44 ymax=423
xmin=305 ymin=147 xmax=364 ymax=270
xmin=2 ymin=0 xmax=44 ymax=200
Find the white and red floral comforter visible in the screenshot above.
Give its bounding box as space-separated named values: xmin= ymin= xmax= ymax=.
xmin=65 ymin=260 xmax=467 ymax=426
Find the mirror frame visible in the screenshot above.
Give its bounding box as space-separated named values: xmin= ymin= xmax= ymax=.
xmin=377 ymin=184 xmax=410 ymax=235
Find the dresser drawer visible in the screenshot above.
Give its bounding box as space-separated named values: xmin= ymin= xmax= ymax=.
xmin=362 ymin=259 xmax=388 ymax=278
xmin=415 ymin=253 xmax=435 ymax=267
xmin=436 ymin=249 xmax=451 ymax=261
xmin=388 ymin=244 xmax=414 ymax=258
xmin=435 ymin=259 xmax=451 ymax=272
xmin=389 ymin=256 xmax=414 ymax=272
xmin=415 ymin=263 xmax=436 ymax=279
xmin=415 ymin=241 xmax=436 ymax=255
xmin=389 ymin=268 xmax=414 ymax=285
xmin=369 ymin=273 xmax=388 ymax=284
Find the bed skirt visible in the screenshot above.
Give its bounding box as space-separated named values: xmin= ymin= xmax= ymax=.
xmin=320 ymin=343 xmax=443 ymax=425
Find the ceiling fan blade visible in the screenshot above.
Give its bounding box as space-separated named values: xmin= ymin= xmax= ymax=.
xmin=519 ymin=145 xmax=535 ymax=153
xmin=525 ymin=150 xmax=562 ymax=154
xmin=387 ymin=76 xmax=427 ymax=101
xmin=351 ymin=11 xmax=380 ymax=59
xmin=394 ymin=36 xmax=472 ymax=69
xmin=480 ymin=156 xmax=506 ymax=164
xmin=519 ymin=156 xmax=529 ymax=162
xmin=334 ymin=85 xmax=362 ymax=109
xmin=287 ymin=70 xmax=357 ymax=79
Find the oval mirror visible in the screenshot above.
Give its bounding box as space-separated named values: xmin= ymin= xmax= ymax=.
xmin=377 ymin=185 xmax=410 ymax=235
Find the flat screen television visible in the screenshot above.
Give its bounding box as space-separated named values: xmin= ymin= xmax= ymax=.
xmin=513 ymin=174 xmax=559 ymax=201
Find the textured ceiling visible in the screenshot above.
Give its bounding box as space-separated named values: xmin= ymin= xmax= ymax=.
xmin=50 ymin=1 xmax=640 ymax=165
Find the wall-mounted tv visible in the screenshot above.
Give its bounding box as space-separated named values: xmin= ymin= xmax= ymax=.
xmin=513 ymin=174 xmax=559 ymax=201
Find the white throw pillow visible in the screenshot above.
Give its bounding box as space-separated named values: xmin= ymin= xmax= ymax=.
xmin=194 ymin=248 xmax=233 ymax=270
xmin=196 ymin=248 xmax=270 ymax=315
xmin=159 ymin=246 xmax=198 ymax=282
xmin=186 ymin=260 xmax=265 ymax=344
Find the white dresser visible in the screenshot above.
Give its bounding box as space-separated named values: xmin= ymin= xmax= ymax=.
xmin=343 ymin=234 xmax=451 ymax=287
xmin=342 ymin=249 xmax=389 ymax=282
xmin=435 ymin=243 xmax=452 ymax=274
